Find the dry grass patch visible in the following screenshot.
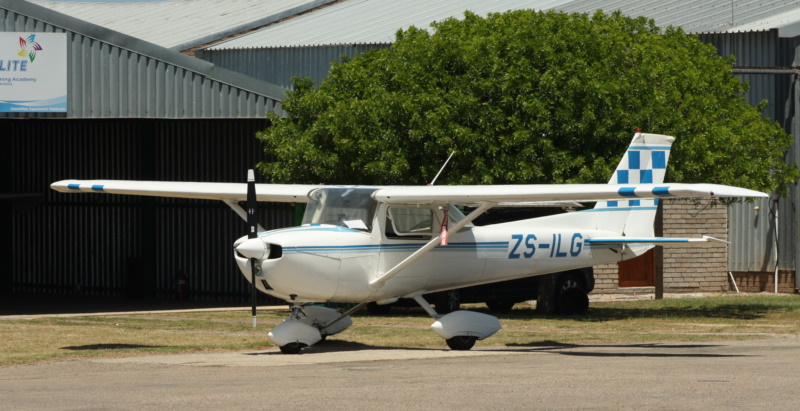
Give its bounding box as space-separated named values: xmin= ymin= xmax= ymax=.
xmin=2 ymin=294 xmax=798 ymax=366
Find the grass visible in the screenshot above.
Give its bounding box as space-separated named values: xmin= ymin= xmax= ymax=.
xmin=1 ymin=294 xmax=798 ymax=366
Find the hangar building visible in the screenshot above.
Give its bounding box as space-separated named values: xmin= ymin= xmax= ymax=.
xmin=4 ymin=0 xmax=799 ymax=305
xmin=1 ymin=0 xmax=293 ymax=303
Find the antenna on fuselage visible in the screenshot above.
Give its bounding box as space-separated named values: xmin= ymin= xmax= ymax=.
xmin=428 ymin=151 xmax=455 ymax=185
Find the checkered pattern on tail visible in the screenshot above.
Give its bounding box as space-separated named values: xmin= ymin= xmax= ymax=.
xmin=595 ymin=134 xmax=672 ymax=211
xmin=583 ymin=133 xmax=674 ymax=238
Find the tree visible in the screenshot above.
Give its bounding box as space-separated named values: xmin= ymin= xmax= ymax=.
xmin=257 ymin=10 xmax=798 ymax=194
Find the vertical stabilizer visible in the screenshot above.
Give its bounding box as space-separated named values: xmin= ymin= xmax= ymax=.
xmin=591 ymin=132 xmax=674 ymax=237
xmin=491 ymin=132 xmax=675 ymax=245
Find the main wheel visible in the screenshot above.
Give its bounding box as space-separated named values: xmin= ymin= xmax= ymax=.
xmin=366 ymin=302 xmax=392 ymax=315
xmin=556 ymin=273 xmax=589 ymax=315
xmin=486 ymin=301 xmax=515 ymax=312
xmin=434 ymin=290 xmax=461 ymax=314
xmin=446 ymin=336 xmax=477 ymax=351
xmin=279 ymin=342 xmax=304 ymax=354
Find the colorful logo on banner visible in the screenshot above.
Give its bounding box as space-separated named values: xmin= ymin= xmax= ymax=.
xmin=18 ymin=34 xmax=43 ymax=63
xmin=0 ymin=32 xmax=66 ymax=113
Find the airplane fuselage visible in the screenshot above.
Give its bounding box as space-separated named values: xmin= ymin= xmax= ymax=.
xmin=234 ymin=202 xmax=633 ymax=304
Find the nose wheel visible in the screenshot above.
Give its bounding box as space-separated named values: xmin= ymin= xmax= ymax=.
xmin=279 ymin=342 xmax=305 ymax=354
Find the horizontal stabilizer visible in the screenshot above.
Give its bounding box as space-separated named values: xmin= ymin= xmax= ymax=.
xmin=585 ymin=235 xmax=729 ymax=248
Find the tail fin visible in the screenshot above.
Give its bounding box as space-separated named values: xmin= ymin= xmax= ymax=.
xmin=591 ymin=132 xmax=674 ymax=237
xmin=494 ymin=132 xmax=674 ymax=239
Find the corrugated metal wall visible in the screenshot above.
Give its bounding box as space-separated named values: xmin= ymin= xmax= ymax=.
xmin=0 ymin=6 xmax=284 ymax=119
xmin=699 ymin=30 xmax=799 ymax=276
xmin=196 ymin=44 xmax=392 ymax=89
xmin=3 ymin=118 xmax=294 ymax=303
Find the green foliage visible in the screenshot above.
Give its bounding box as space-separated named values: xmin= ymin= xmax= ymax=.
xmin=258 ymin=10 xmax=798 ymax=193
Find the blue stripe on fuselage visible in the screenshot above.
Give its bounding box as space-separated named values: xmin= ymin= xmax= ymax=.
xmin=283 ymin=241 xmax=510 ymax=254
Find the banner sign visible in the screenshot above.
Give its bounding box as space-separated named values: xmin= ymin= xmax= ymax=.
xmin=0 ymin=32 xmax=67 ymax=113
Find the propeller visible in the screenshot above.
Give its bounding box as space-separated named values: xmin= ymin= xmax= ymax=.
xmin=246 ymin=169 xmax=258 ymax=328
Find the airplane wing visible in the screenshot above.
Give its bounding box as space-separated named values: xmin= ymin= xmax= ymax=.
xmin=373 ymin=183 xmax=767 ymax=205
xmin=52 ymin=180 xmax=767 ymax=205
xmin=51 ymin=180 xmax=324 ymax=203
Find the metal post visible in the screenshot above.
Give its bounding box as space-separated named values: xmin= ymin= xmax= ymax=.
xmin=795 ymin=71 xmax=800 ymax=293
xmin=773 ymin=198 xmax=779 ymax=294
xmin=654 ymin=201 xmax=664 ymax=299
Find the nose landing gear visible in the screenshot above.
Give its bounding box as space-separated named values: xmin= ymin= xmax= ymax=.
xmin=268 ymin=303 xmax=363 ymax=354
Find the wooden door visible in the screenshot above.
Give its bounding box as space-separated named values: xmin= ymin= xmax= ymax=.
xmin=618 ymin=249 xmax=655 ymax=287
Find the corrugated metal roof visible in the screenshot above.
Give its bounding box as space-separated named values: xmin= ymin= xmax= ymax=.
xmin=206 ymin=0 xmax=800 ymax=50
xmin=27 ymin=0 xmax=337 ymax=51
xmin=723 ymin=7 xmax=800 ymax=37
xmin=559 ymin=0 xmax=800 ymax=34
xmin=196 ymin=44 xmax=391 ymax=89
xmin=206 ymin=0 xmax=574 ymax=49
xmin=1 ymin=0 xmax=287 ymax=118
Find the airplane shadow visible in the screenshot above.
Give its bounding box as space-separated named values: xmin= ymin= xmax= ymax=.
xmin=245 ymin=339 xmax=453 ymax=356
xmin=61 ymin=343 xmax=167 ymax=351
xmin=498 ymin=340 xmax=751 ymax=358
xmin=244 ymin=339 xmax=749 ymax=358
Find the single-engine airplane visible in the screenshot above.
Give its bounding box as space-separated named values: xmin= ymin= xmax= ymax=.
xmin=52 ymin=133 xmax=766 ymax=353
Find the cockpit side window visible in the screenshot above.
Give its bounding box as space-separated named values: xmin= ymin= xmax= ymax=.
xmin=386 ymin=206 xmax=433 ymax=239
xmin=301 ymin=187 xmax=378 ymax=231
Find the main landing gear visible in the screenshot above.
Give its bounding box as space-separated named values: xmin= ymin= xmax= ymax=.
xmin=411 ymin=294 xmax=502 ymax=351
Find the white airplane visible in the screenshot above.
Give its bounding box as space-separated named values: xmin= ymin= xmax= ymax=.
xmin=51 ymin=133 xmax=766 ymax=354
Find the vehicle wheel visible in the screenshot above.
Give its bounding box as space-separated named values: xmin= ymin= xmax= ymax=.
xmin=486 ymin=301 xmax=515 ymax=312
xmin=434 ymin=290 xmax=461 ymax=314
xmin=556 ymin=273 xmax=589 ymax=315
xmin=279 ymin=342 xmax=304 ymax=354
xmin=366 ymin=302 xmax=392 ymax=315
xmin=446 ymin=336 xmax=477 ymax=351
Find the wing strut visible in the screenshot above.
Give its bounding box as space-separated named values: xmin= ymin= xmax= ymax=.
xmin=369 ymin=202 xmax=495 ymax=289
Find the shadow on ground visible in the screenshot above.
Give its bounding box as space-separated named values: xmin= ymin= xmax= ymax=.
xmin=61 ymin=343 xmax=168 ymax=351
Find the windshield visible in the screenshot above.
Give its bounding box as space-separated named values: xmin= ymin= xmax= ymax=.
xmin=301 ymin=187 xmax=379 ymax=231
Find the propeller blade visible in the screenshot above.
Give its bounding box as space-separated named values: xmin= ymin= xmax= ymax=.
xmin=247 ymin=169 xmax=258 ymax=328
xmin=247 ymin=170 xmax=257 ymax=240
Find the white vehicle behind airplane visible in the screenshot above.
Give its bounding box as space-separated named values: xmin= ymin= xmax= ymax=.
xmin=52 ymin=133 xmax=766 ymax=353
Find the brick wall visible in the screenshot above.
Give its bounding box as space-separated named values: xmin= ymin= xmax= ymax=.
xmin=593 ymin=199 xmax=730 ymax=294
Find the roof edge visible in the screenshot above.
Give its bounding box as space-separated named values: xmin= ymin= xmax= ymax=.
xmin=2 ymin=0 xmax=286 ymax=101
xmin=173 ymin=0 xmax=338 ymax=52
xmin=203 ymin=42 xmax=395 ymax=52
